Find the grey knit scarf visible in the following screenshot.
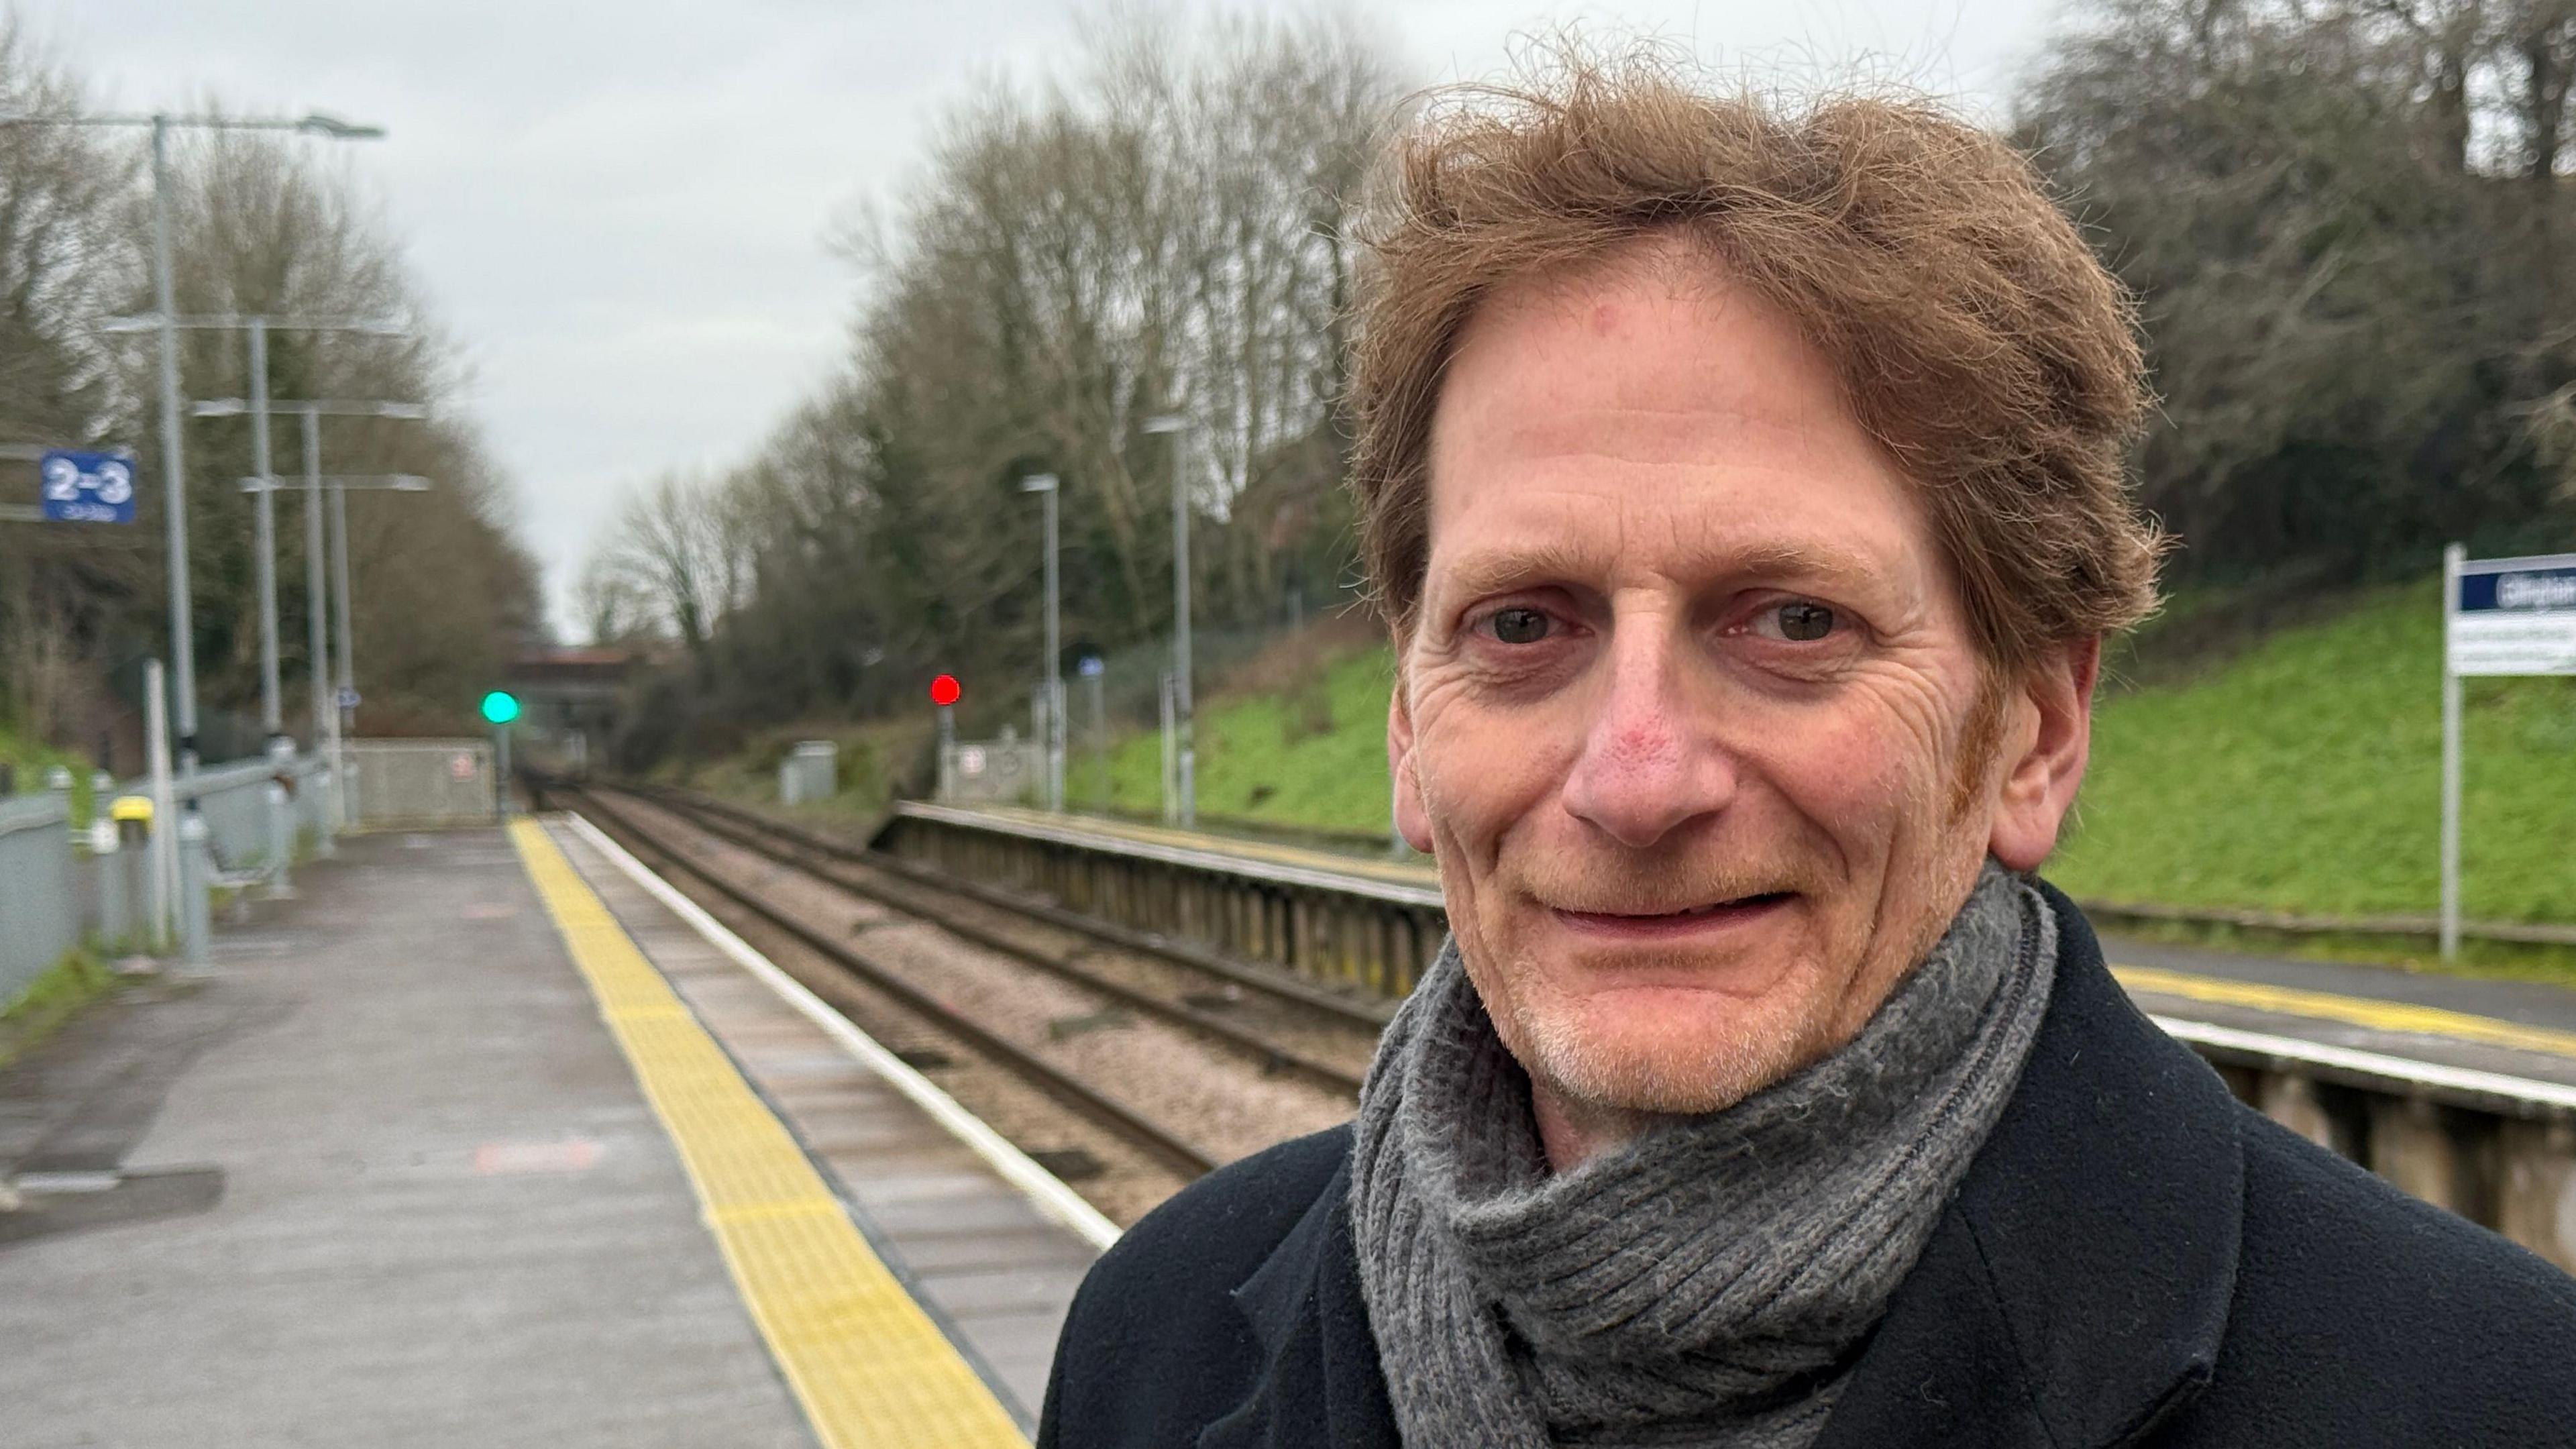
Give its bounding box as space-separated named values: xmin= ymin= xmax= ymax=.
xmin=1348 ymin=862 xmax=2057 ymax=1449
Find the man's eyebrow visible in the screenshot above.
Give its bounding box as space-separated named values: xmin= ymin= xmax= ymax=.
xmin=1721 ymin=539 xmax=1886 ymax=589
xmin=1430 ymin=538 xmax=1890 ymax=606
xmin=1432 ymin=542 xmax=1605 ymax=605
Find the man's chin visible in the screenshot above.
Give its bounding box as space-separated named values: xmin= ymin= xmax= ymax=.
xmin=1503 ymin=989 xmax=1819 ymax=1117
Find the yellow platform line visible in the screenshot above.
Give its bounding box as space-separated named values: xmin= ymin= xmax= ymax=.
xmin=508 ymin=818 xmax=1026 ymax=1449
xmin=2112 ymin=963 xmax=2576 ymax=1061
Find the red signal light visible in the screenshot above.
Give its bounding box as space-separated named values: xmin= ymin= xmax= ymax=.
xmin=929 ymin=674 xmax=961 ymax=708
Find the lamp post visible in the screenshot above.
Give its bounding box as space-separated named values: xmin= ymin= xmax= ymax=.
xmin=1020 ymin=472 xmax=1063 ymax=812
xmin=5 ymin=107 xmax=386 ymax=777
xmin=183 ymin=355 xmax=413 ymax=750
xmin=315 ymin=472 xmax=430 ymax=828
xmin=1143 ymin=415 xmax=1195 ymax=827
xmin=202 ymin=395 xmax=423 ymax=852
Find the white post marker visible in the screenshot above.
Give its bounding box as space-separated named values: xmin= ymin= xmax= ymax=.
xmin=2439 ymin=543 xmax=2576 ymax=959
xmin=144 ymin=659 xmax=178 ymax=951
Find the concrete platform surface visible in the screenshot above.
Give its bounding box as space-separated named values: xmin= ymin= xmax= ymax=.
xmin=0 ymin=828 xmax=814 ymax=1449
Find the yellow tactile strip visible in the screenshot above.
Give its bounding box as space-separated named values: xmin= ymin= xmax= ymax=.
xmin=508 ymin=818 xmax=1028 ymax=1449
xmin=2112 ymin=963 xmax=2576 ymax=1061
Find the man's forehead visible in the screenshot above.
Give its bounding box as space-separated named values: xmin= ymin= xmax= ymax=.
xmin=1435 ymin=258 xmax=1853 ymax=452
xmin=1415 ymin=246 xmax=1938 ymax=610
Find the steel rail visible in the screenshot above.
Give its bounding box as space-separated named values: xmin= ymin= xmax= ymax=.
xmin=635 ymin=782 xmax=1398 ymax=1031
xmin=607 ymin=784 xmax=1371 ymax=1097
xmin=555 ymin=784 xmax=1222 ymax=1181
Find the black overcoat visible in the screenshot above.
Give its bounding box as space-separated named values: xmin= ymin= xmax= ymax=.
xmin=1038 ymin=883 xmax=2576 ymax=1448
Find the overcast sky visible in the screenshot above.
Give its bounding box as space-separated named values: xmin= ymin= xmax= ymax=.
xmin=36 ymin=0 xmax=2067 ymax=641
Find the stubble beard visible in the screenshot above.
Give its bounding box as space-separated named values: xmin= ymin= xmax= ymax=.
xmin=1442 ymin=679 xmax=2008 ymax=1123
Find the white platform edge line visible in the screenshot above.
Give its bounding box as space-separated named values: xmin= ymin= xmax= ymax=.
xmin=557 ymin=810 xmax=1126 ymax=1253
xmin=2149 ymin=1014 xmax=2576 ymax=1110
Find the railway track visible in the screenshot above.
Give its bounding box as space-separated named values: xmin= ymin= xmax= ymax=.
xmin=555 ymin=782 xmax=1228 ymax=1181
xmin=631 ymin=783 xmax=1397 ymax=1033
xmin=554 ymin=781 xmax=1391 ymax=1200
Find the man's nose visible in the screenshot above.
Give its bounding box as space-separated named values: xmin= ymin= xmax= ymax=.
xmin=1558 ymin=627 xmax=1737 ymax=849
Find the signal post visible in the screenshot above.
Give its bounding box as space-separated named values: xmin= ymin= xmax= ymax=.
xmin=482 ymin=689 xmax=521 ymax=817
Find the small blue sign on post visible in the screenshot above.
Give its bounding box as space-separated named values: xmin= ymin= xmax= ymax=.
xmin=38 ymin=450 xmax=136 ymax=524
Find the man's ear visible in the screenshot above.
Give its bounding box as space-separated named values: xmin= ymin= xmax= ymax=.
xmin=1388 ymin=662 xmax=1434 ymax=853
xmin=1988 ymin=637 xmax=2099 ymax=872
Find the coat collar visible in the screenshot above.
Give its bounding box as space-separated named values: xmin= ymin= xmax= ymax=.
xmin=1212 ymin=881 xmax=2243 ymax=1449
xmin=1816 ymin=882 xmax=2244 ymax=1448
xmin=1201 ymin=1155 xmax=1399 ymax=1449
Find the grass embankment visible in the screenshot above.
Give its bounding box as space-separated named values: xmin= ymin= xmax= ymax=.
xmin=2052 ymin=578 xmax=2576 ymax=926
xmin=1079 ymin=580 xmax=2576 ymax=956
xmin=0 ymin=724 xmax=96 ymax=823
xmin=1089 ymin=640 xmax=1399 ymax=834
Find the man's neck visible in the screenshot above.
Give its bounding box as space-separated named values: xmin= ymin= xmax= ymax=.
xmin=1529 ymin=1081 xmax=1662 ymax=1171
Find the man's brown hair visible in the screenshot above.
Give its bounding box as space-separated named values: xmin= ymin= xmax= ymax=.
xmin=1347 ymin=52 xmax=2165 ymax=670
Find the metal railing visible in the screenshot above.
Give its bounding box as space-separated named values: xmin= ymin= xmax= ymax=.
xmin=0 ymin=795 xmax=81 ymax=1004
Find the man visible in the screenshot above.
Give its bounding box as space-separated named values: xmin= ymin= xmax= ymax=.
xmin=1040 ymin=56 xmax=2576 ymax=1449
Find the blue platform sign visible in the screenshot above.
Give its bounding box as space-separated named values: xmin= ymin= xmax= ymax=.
xmin=38 ymin=450 xmax=136 ymax=524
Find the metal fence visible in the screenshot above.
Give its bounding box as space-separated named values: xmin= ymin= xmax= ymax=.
xmin=152 ymin=755 xmax=331 ymax=872
xmin=348 ymin=739 xmax=496 ymax=827
xmin=937 ymin=738 xmax=1045 ymax=805
xmin=0 ymin=795 xmax=79 ymax=1006
xmin=0 ymin=739 xmax=508 ymax=1009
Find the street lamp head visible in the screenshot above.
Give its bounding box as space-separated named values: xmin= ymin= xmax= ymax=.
xmin=189 ymin=399 xmax=248 ymax=418
xmin=299 ymin=112 xmax=385 ymax=141
xmin=1142 ymin=415 xmax=1186 ymax=435
xmin=1020 ymin=472 xmax=1059 ymax=494
xmin=388 ymin=475 xmax=431 ymax=492
xmin=97 ymin=315 xmax=161 ymax=335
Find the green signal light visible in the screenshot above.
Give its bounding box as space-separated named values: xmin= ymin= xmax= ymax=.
xmin=480 ymin=690 xmax=521 ymax=725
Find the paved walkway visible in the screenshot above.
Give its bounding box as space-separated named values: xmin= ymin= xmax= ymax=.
xmin=0 ymin=828 xmax=814 ymax=1449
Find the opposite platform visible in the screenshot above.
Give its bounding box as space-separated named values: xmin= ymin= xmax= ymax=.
xmin=898 ymin=799 xmax=2576 ymax=1085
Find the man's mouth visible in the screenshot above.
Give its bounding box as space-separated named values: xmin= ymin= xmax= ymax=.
xmin=1550 ymin=892 xmax=1796 ymax=938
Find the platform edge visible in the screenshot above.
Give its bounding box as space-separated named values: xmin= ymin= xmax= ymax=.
xmin=557 ymin=810 xmax=1124 ymax=1253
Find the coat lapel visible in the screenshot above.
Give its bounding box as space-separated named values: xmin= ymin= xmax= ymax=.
xmin=1816 ymin=883 xmax=2245 ymax=1449
xmin=1201 ymin=1158 xmax=1400 ymax=1449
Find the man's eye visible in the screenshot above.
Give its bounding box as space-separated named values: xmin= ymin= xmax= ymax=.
xmin=1759 ymin=600 xmax=1837 ymax=641
xmin=1485 ymin=606 xmax=1552 ymax=644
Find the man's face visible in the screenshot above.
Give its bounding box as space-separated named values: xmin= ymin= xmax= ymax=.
xmin=1391 ymin=244 xmax=2084 ymax=1120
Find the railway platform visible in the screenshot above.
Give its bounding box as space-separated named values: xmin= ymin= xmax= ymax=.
xmin=0 ymin=818 xmax=1102 ymax=1448
xmin=873 ymin=796 xmax=2576 ymax=1267
xmin=895 ymin=800 xmax=2576 ymax=1082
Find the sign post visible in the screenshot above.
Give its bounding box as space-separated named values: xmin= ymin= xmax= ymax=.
xmin=480 ymin=690 xmax=520 ymax=818
xmin=2439 ymin=544 xmax=2576 ymax=957
xmin=1078 ymin=653 xmax=1107 ymax=809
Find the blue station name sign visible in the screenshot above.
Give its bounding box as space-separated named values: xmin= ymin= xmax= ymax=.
xmin=2451 ymin=552 xmax=2576 ymax=676
xmin=37 ymin=449 xmax=137 ymax=525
